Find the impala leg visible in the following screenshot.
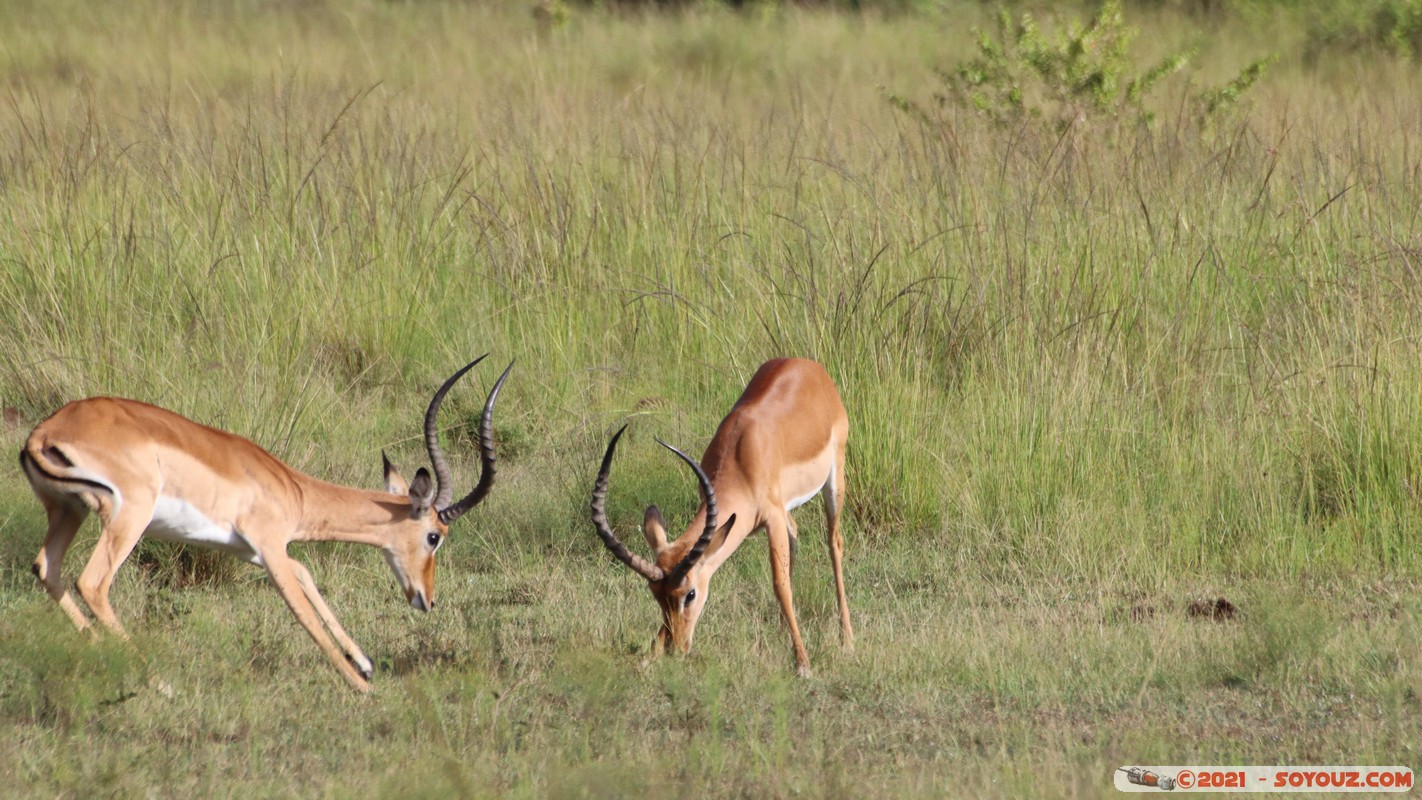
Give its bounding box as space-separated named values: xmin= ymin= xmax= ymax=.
xmin=287 ymin=559 xmax=373 ymax=681
xmin=786 ymin=516 xmax=799 ymax=577
xmin=823 ymin=459 xmax=853 ymax=651
xmin=33 ymin=503 xmax=93 ymax=632
xmin=650 ymin=624 xmax=671 ymax=657
xmin=767 ymin=512 xmax=811 ymax=677
xmin=74 ymin=494 xmax=157 ymax=638
xmin=264 ymin=554 xmax=372 ymax=693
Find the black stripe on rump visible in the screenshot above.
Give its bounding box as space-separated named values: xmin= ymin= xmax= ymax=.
xmin=20 ymin=446 xmax=113 ymax=494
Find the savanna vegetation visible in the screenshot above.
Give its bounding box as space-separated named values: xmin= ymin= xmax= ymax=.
xmin=0 ymin=0 xmax=1419 ymax=796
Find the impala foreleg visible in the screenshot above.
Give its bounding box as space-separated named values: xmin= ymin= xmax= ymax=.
xmin=287 ymin=559 xmax=373 ymax=681
xmin=650 ymin=624 xmax=671 ymax=657
xmin=33 ymin=503 xmax=93 ymax=632
xmin=767 ymin=513 xmax=811 ymax=677
xmin=822 ymin=471 xmax=853 ymax=651
xmin=265 ymin=555 xmax=372 ymax=693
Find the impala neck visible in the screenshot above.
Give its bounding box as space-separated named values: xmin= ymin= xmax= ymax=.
xmin=665 ymin=483 xmax=756 ymax=577
xmin=291 ymin=475 xmax=417 ymax=547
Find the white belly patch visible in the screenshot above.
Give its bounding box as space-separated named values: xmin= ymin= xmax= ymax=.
xmin=785 ymin=484 xmax=822 ymax=512
xmin=146 ymin=496 xmax=263 ymax=566
xmin=785 ymin=460 xmax=835 ymax=512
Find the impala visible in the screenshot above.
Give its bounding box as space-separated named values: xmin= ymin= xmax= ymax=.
xmin=18 ymin=356 xmax=512 ymax=693
xmin=590 ymin=358 xmax=851 ymax=676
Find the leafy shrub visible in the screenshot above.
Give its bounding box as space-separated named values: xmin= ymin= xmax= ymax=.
xmin=889 ymin=0 xmax=1272 ymax=137
xmin=954 ymin=2 xmax=1188 ymax=129
xmin=1304 ymin=0 xmax=1422 ymax=63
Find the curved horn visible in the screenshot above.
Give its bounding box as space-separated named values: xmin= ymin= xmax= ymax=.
xmin=424 ymin=354 xmax=489 ymax=510
xmin=438 ymin=360 xmax=514 ymax=525
xmin=656 ymin=438 xmax=720 ymax=582
xmin=590 ymin=425 xmax=666 ymax=581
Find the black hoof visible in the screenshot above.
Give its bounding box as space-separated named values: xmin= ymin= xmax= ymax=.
xmin=346 ymin=653 xmax=374 ymax=681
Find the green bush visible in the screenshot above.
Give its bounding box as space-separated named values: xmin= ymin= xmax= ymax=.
xmin=1304 ymin=0 xmax=1422 ymax=63
xmin=891 ymin=0 xmax=1271 ymax=137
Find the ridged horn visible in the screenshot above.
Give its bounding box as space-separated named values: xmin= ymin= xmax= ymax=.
xmin=656 ymin=438 xmax=720 ymax=582
xmin=437 ymin=360 xmax=514 ymax=525
xmin=424 ymin=355 xmax=487 ymax=509
xmin=590 ymin=425 xmax=666 ymax=581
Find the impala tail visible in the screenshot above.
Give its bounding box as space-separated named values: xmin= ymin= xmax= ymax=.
xmin=17 ymin=356 xmax=513 ymax=693
xmin=20 ymin=439 xmax=120 ymax=513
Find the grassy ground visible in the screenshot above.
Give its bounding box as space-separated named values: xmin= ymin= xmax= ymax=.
xmin=1 ymin=0 xmax=1420 ymax=796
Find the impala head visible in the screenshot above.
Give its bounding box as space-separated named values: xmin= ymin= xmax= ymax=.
xmin=590 ymin=426 xmax=735 ymax=654
xmin=381 ymin=355 xmax=513 ymax=613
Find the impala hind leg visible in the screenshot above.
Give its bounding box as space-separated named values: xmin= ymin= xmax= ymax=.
xmin=767 ymin=512 xmax=811 ymax=677
xmin=822 ymin=458 xmax=853 ymax=651
xmin=287 ymin=559 xmax=373 ymax=681
xmin=33 ymin=503 xmax=93 ymax=632
xmin=264 ymin=554 xmax=372 ymax=693
xmin=74 ymin=493 xmax=158 ymax=637
xmin=787 ymin=516 xmax=799 ymax=576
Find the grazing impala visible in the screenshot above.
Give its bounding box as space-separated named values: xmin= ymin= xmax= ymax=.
xmin=18 ymin=356 xmax=512 ymax=693
xmin=590 ymin=358 xmax=851 ymax=676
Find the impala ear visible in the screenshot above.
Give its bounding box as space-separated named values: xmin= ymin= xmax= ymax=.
xmin=642 ymin=505 xmax=668 ymax=552
xmin=383 ymin=451 xmax=410 ymax=495
xmin=710 ymin=513 xmax=737 ymax=553
xmin=408 ymin=467 xmax=435 ymax=515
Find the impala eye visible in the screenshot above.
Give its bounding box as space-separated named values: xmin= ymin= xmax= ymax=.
xmin=426 ymin=532 xmax=441 ymax=549
xmin=683 ymin=589 xmax=696 ymax=607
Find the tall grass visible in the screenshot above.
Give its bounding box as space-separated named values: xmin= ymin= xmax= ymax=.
xmin=6 ymin=0 xmax=1415 ymax=571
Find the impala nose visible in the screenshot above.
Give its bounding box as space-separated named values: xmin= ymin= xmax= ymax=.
xmin=412 ymin=592 xmax=431 ymax=612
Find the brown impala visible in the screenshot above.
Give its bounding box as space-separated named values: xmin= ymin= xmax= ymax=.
xmin=19 ymin=356 xmax=512 ymax=692
xmin=591 ymin=358 xmax=852 ymax=676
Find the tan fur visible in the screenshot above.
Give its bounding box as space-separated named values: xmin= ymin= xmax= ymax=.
xmin=606 ymin=358 xmax=853 ymax=675
xmin=20 ymin=394 xmax=470 ymax=693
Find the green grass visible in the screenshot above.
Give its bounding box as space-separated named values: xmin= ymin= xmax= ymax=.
xmin=1 ymin=0 xmax=1420 ymax=796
